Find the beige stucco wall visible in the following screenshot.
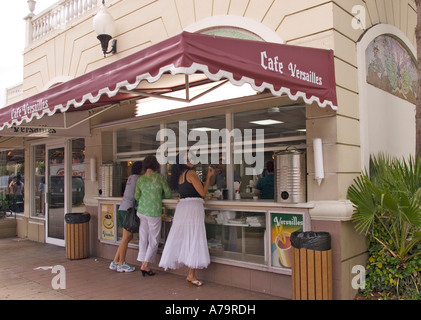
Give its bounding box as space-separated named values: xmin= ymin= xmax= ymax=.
xmin=16 ymin=0 xmax=417 ymax=299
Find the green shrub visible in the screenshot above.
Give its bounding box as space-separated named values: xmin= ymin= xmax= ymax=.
xmin=362 ymin=235 xmax=420 ymax=299
xmin=348 ymin=154 xmax=421 ymax=300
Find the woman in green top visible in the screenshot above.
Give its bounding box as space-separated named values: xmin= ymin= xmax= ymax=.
xmin=135 ymin=155 xmax=172 ymax=276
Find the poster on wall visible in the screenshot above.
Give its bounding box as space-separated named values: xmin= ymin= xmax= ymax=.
xmin=270 ymin=213 xmax=304 ymax=269
xmin=101 ymin=204 xmax=115 ymax=241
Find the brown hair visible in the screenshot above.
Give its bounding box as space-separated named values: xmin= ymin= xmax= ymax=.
xmin=266 ymin=160 xmax=274 ymax=173
xmin=143 ymin=155 xmax=160 ymax=172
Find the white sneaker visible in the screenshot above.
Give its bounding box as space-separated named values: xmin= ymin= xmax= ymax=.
xmin=109 ymin=261 xmax=118 ymax=270
xmin=117 ymin=262 xmax=135 ymax=273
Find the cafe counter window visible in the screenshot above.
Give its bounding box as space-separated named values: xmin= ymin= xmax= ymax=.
xmin=112 ymin=103 xmax=307 ymax=202
xmin=99 ymin=98 xmax=309 ymax=269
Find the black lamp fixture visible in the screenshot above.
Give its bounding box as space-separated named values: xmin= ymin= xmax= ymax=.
xmin=93 ymin=0 xmax=117 ymax=57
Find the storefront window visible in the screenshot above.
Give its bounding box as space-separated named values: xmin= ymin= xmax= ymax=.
xmin=114 ymin=102 xmax=307 ymax=201
xmin=115 ymin=125 xmax=162 ymax=194
xmin=32 ymin=144 xmax=46 ymax=217
xmin=165 ymin=115 xmax=226 ymax=181
xmin=116 ymin=125 xmax=161 ymax=155
xmin=0 ymin=148 xmax=24 ymax=215
xmin=233 ymin=105 xmax=306 ymax=200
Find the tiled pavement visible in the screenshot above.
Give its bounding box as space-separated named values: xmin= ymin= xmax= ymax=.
xmin=0 ymin=237 xmax=281 ymax=301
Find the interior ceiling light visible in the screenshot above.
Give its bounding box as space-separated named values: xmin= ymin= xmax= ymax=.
xmin=249 ymin=119 xmax=284 ymax=126
xmin=190 ymin=127 xmax=219 ymax=132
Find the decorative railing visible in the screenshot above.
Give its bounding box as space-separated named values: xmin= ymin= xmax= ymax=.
xmin=4 ymin=0 xmax=99 ymax=106
xmin=5 ymin=84 xmax=23 ymax=106
xmin=29 ymin=0 xmax=99 ymax=43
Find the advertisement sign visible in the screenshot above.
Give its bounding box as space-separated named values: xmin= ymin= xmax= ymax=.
xmin=271 ymin=213 xmax=303 ymax=269
xmin=100 ymin=204 xmax=115 ymax=241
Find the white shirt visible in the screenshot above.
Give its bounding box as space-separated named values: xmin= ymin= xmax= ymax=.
xmin=119 ymin=174 xmax=140 ymax=211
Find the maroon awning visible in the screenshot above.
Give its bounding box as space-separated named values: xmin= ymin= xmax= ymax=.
xmin=0 ymin=31 xmax=337 ymax=130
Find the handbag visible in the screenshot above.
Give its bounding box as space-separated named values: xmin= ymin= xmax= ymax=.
xmin=123 ymin=207 xmax=140 ymax=233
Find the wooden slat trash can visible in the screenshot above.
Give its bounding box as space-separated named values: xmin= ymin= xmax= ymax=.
xmin=291 ymin=231 xmax=332 ymax=300
xmin=65 ymin=212 xmax=91 ymax=260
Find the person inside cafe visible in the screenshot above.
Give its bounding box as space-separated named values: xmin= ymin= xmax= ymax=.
xmin=209 ymin=157 xmax=241 ymax=190
xmin=254 ymin=160 xmax=274 ymax=200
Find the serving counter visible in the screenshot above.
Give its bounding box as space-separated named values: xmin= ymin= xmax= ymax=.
xmin=97 ymin=197 xmax=312 ymax=274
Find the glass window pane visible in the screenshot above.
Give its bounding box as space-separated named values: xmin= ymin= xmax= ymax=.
xmin=234 ymin=104 xmax=306 ymax=148
xmin=116 ymin=125 xmax=161 ymax=154
xmin=33 ymin=145 xmax=46 ymax=217
xmin=0 ymin=149 xmax=24 ymax=215
xmin=205 ymin=210 xmax=266 ymax=265
xmin=233 ymin=104 xmax=306 ymax=200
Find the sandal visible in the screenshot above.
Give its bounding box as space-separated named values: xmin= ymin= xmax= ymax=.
xmin=141 ymin=269 xmax=155 ymax=277
xmin=187 ymin=279 xmax=203 ymax=287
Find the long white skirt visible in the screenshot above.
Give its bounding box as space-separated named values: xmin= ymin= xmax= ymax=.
xmin=159 ymin=198 xmax=210 ymax=270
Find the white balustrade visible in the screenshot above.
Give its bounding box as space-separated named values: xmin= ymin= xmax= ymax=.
xmin=30 ymin=0 xmax=98 ymax=43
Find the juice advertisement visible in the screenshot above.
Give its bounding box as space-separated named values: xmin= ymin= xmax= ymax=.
xmin=271 ymin=213 xmax=303 ymax=268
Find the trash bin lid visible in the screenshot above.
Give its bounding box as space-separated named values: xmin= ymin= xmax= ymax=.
xmin=291 ymin=231 xmax=331 ymax=251
xmin=65 ymin=212 xmax=91 ymax=224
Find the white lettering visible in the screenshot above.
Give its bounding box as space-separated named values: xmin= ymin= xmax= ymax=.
xmin=288 ymin=63 xmax=322 ymax=86
xmin=260 ymin=51 xmax=268 ymax=70
xmin=351 ymin=265 xmax=366 ymax=290
xmin=10 ymin=100 xmax=49 ymax=120
xmin=260 ymin=51 xmax=283 ymax=74
xmin=156 ymin=121 xmax=265 ymax=174
xmin=165 ymin=304 xmax=199 ymax=317
xmin=51 ymin=265 xmax=66 ymax=290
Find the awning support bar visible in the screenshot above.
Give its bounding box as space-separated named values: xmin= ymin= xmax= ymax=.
xmin=120 ymin=79 xmax=229 ymax=104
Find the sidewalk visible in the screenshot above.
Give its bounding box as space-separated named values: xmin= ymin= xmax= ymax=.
xmin=0 ymin=237 xmax=281 ymax=300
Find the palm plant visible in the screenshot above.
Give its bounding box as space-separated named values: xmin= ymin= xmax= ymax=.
xmin=348 ymin=153 xmax=421 ymax=263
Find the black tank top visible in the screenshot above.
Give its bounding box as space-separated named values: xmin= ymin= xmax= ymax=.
xmin=179 ymin=170 xmax=202 ymax=198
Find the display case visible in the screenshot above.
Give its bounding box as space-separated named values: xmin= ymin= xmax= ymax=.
xmin=204 ymin=210 xmax=266 ymax=265
xmin=97 ymin=197 xmax=311 ymax=274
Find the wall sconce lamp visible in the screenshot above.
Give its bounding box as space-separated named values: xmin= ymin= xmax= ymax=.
xmin=93 ymin=0 xmax=117 ymax=57
xmin=313 ymin=138 xmax=324 ymax=186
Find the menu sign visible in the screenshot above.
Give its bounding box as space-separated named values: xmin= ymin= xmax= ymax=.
xmin=101 ymin=204 xmax=115 ymax=241
xmin=271 ymin=213 xmax=303 ymax=269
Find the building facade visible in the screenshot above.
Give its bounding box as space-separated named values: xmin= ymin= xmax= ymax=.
xmin=0 ymin=0 xmax=417 ymax=300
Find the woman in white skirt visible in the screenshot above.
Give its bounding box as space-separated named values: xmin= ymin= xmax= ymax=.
xmin=159 ymin=153 xmax=215 ymax=286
